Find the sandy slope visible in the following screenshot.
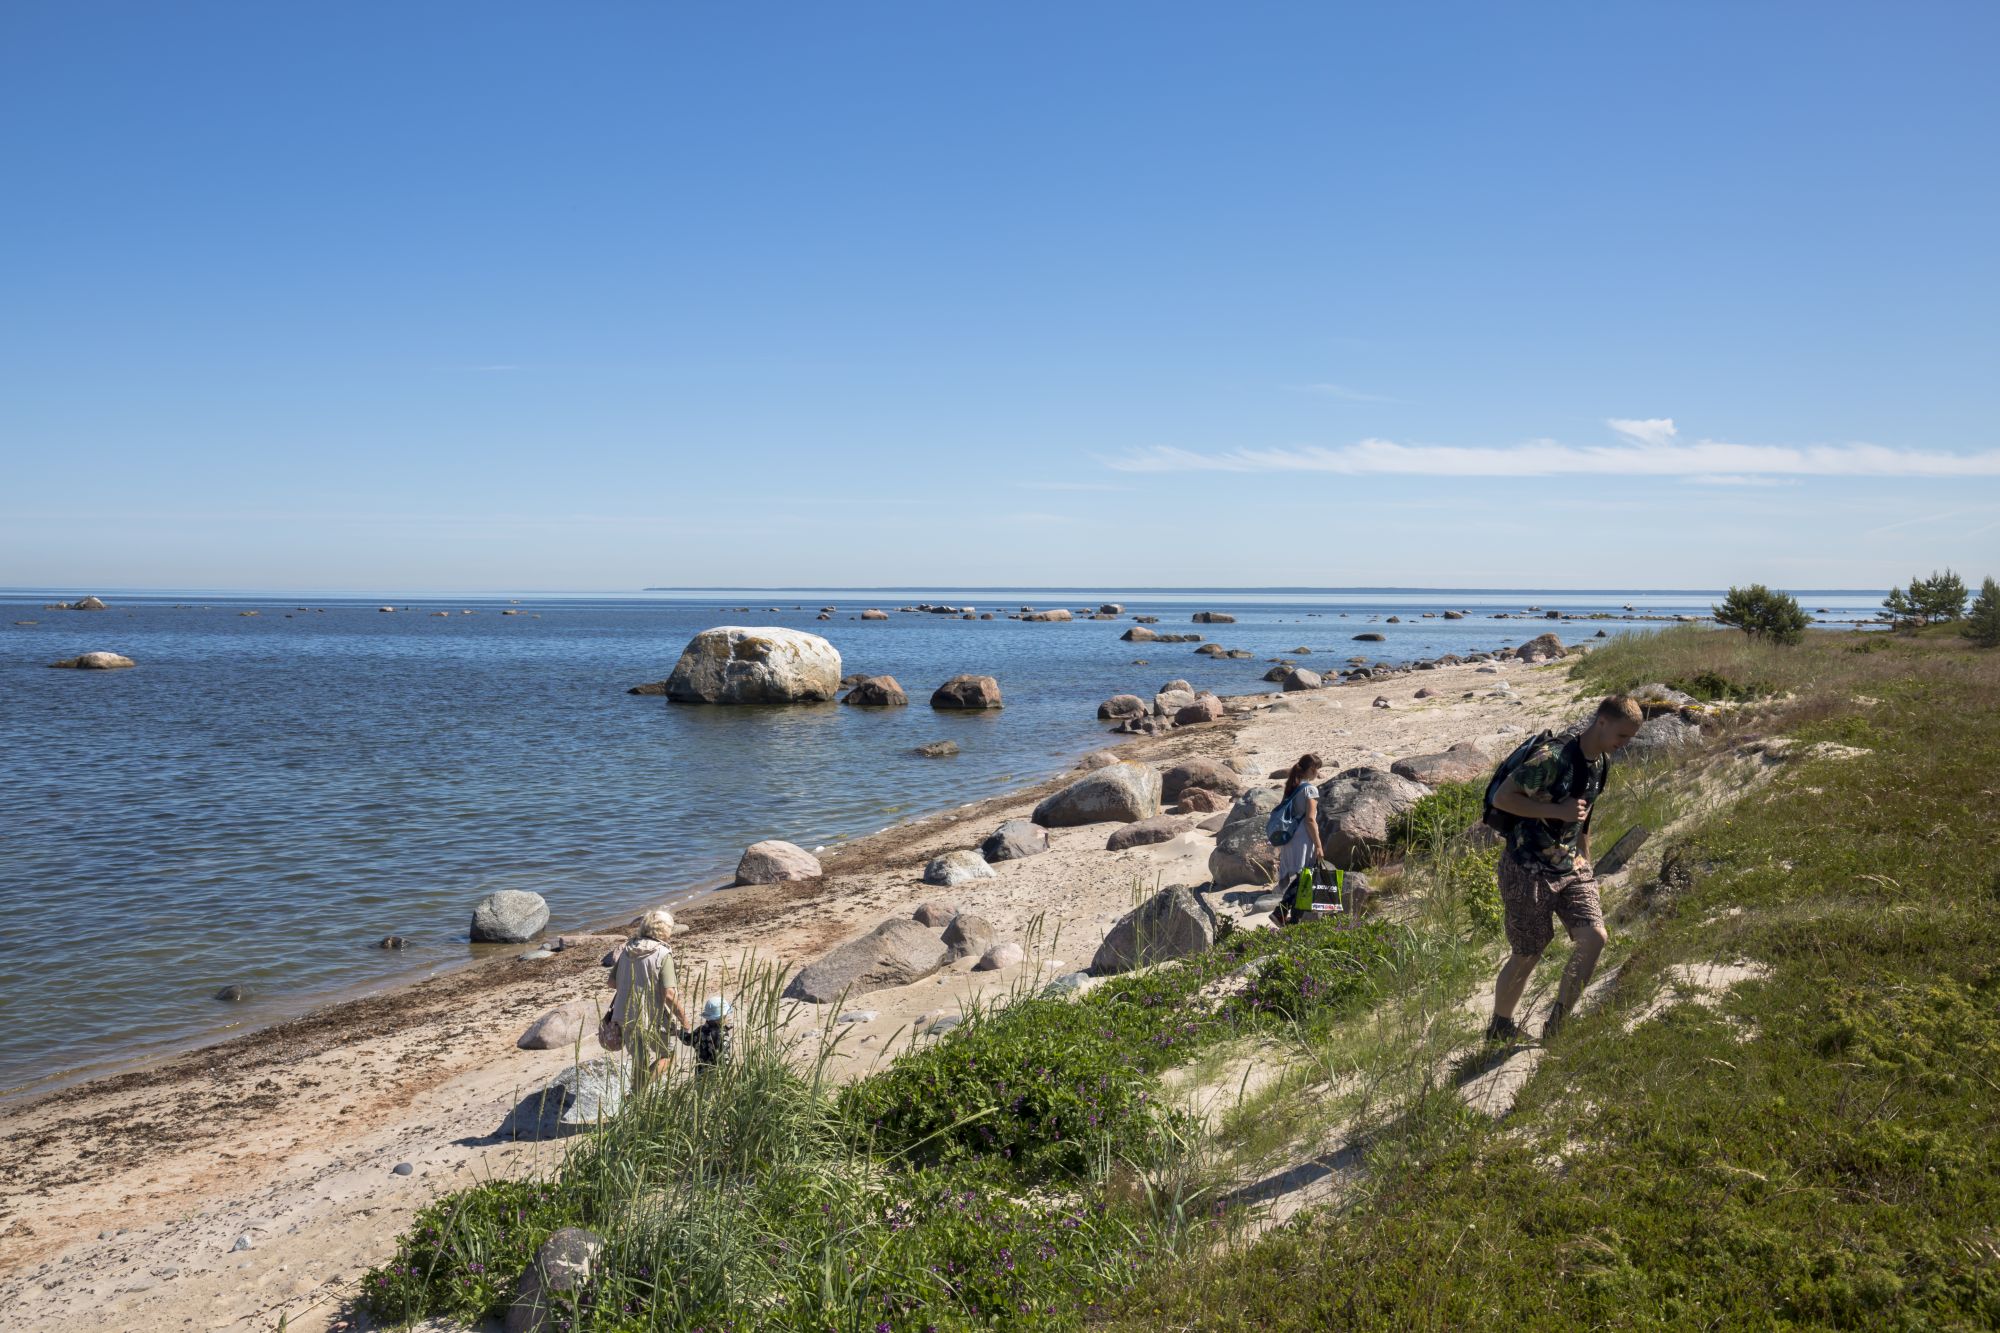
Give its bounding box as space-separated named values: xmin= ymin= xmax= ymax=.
xmin=0 ymin=659 xmax=1575 ymax=1332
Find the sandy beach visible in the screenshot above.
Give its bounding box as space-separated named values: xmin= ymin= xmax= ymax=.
xmin=0 ymin=659 xmax=1579 ymax=1333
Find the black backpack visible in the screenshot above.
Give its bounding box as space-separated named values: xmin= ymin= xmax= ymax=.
xmin=1481 ymin=730 xmax=1601 ymax=835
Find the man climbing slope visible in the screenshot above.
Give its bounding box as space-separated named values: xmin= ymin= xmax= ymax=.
xmin=1485 ymin=695 xmax=1644 ymax=1042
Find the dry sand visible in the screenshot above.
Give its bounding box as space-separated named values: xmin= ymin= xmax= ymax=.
xmin=0 ymin=660 xmax=1577 ymax=1332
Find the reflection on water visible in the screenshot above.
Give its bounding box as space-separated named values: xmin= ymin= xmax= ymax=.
xmin=0 ymin=587 xmax=1881 ymax=1097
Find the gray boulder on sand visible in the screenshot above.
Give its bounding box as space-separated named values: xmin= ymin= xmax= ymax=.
xmin=471 ymin=889 xmax=549 ymax=943
xmin=841 ymin=675 xmax=909 ymax=706
xmin=913 ymin=901 xmax=957 ymax=927
xmin=783 ymin=917 xmax=954 ymax=1002
xmin=1622 ymin=713 xmax=1702 ymax=761
xmin=1316 ymin=767 xmax=1431 ymax=869
xmin=1279 ymin=667 xmax=1323 ymax=691
xmin=981 ymin=818 xmax=1048 ymax=862
xmin=1515 ymin=632 xmax=1568 ymax=663
xmin=664 ymin=626 xmax=841 ymax=704
xmin=1176 ymin=787 xmax=1231 ymax=814
xmin=48 ymin=652 xmax=136 ymax=669
xmin=974 ymin=942 xmax=1025 ymax=971
xmin=1076 ymin=749 xmax=1122 ymax=770
xmin=1161 ymin=757 xmax=1242 ymax=806
xmin=517 ymin=1001 xmax=591 ymax=1050
xmin=506 ymin=1227 xmax=605 ymax=1333
xmin=1032 ymin=762 xmax=1162 ymax=827
xmin=1175 ymin=694 xmax=1225 ymax=725
xmin=1106 ymin=815 xmax=1188 ymax=851
xmin=1091 ymin=884 xmax=1217 ymax=974
xmin=930 ymin=674 xmax=1003 ymax=709
xmin=1391 ymin=741 xmax=1490 ymax=787
xmin=923 ymin=849 xmax=997 ymax=887
xmin=1097 ymin=693 xmax=1147 ymax=720
xmin=1152 ymin=688 xmax=1196 ymax=717
xmin=1208 ymin=787 xmax=1283 ymax=887
xmin=549 ymin=1057 xmax=626 ymax=1125
xmin=942 ymin=913 xmax=996 ymax=959
xmin=734 ymin=840 xmax=822 ymax=885
xmin=1160 ymin=678 xmax=1193 ymax=693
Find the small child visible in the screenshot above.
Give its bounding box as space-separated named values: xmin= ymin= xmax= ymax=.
xmin=677 ymin=997 xmax=733 ymax=1071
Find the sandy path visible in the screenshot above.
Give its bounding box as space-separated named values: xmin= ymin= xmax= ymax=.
xmin=0 ymin=659 xmax=1575 ymax=1332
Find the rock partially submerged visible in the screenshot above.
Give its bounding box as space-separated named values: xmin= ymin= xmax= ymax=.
xmin=784 ymin=918 xmax=953 ymax=1002
xmin=734 ymin=840 xmax=822 ymax=885
xmin=930 ymin=674 xmax=1003 ymax=709
xmin=471 ymin=890 xmax=549 ymax=943
xmin=1191 ymin=611 xmax=1236 ymax=624
xmin=664 ymin=627 xmax=841 ymax=704
xmin=914 ymin=739 xmax=961 ymax=758
xmin=1032 ymin=762 xmax=1162 ymax=827
xmin=1097 ymin=693 xmax=1147 ymax=721
xmin=1091 ymin=884 xmax=1216 ymax=974
xmin=47 ymin=652 xmax=135 ymax=669
xmin=841 ymin=675 xmax=909 ymax=706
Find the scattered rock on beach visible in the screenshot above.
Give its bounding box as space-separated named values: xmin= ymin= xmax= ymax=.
xmin=912 ymin=902 xmax=957 ymax=927
xmin=942 ymin=913 xmax=997 ymax=958
xmin=734 ymin=840 xmax=822 ymax=885
xmin=930 ymin=674 xmax=1003 ymax=709
xmin=1391 ymin=742 xmax=1490 ymax=786
xmin=1097 ymin=693 xmax=1147 ymax=720
xmin=1077 ymin=749 xmax=1122 ymax=770
xmin=1174 ymin=694 xmax=1225 ymax=725
xmin=1161 ymin=757 xmax=1242 ymax=806
xmin=1516 ymin=632 xmax=1568 ymax=663
xmin=517 ymin=1001 xmax=591 ymax=1050
xmin=975 ymin=942 xmax=1025 ymax=971
xmin=48 ymin=652 xmax=136 ymax=669
xmin=841 ymin=675 xmax=909 ymax=706
xmin=915 ymin=739 xmax=961 ymax=758
xmin=981 ymin=818 xmax=1048 ymax=862
xmin=1092 ymin=884 xmax=1216 ymax=974
xmin=1106 ymin=815 xmax=1189 ymax=851
xmin=1208 ymin=788 xmax=1283 ymax=887
xmin=924 ymin=850 xmax=996 ymax=887
xmin=471 ymin=889 xmax=550 ymax=944
xmin=664 ymin=626 xmax=841 ymax=704
xmin=1177 ymin=787 xmax=1231 ymax=814
xmin=784 ymin=918 xmax=954 ymax=1002
xmin=1033 ymin=762 xmax=1162 ymax=827
xmin=1317 ymin=767 xmax=1431 ymax=869
xmin=1278 ymin=666 xmax=1323 ymax=691
xmin=1152 ymin=688 xmax=1196 ymax=717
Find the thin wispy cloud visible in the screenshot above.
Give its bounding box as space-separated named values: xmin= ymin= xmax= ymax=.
xmin=1294 ymin=382 xmax=1406 ymax=404
xmin=1103 ymin=419 xmax=2000 ymax=480
xmin=1015 ymin=481 xmax=1130 ymax=493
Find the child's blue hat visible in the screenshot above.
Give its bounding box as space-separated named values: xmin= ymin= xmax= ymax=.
xmin=702 ymin=997 xmax=731 ymax=1022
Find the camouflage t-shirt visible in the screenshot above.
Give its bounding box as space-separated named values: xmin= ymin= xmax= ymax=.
xmin=1504 ymin=736 xmax=1609 ymax=869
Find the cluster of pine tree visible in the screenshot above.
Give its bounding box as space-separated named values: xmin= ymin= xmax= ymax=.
xmin=1710 ymin=571 xmax=1998 ymax=649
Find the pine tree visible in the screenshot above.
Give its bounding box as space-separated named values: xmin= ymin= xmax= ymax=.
xmin=1963 ymin=576 xmax=2000 ymax=649
xmin=1713 ymin=584 xmax=1809 ymax=644
xmin=1912 ymin=569 xmax=1969 ymax=624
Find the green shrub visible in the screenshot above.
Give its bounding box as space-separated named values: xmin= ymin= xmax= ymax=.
xmin=1712 ymin=584 xmax=1810 ymax=645
xmin=1390 ymin=782 xmax=1485 ymax=862
xmin=1963 ymin=576 xmax=2000 ymax=648
xmin=1234 ymin=921 xmax=1398 ymax=1022
xmin=358 ymin=1178 xmax=584 ymax=1324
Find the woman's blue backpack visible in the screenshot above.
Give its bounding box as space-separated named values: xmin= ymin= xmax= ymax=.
xmin=1266 ymin=787 xmax=1308 ymax=846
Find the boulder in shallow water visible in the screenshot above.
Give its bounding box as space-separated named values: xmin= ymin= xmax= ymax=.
xmin=1097 ymin=693 xmax=1147 ymax=720
xmin=1191 ymin=611 xmax=1235 ymax=623
xmin=1120 ymin=626 xmax=1158 ymax=642
xmin=49 ymin=652 xmax=135 ymax=669
xmin=1022 ymin=608 xmax=1073 ymax=622
xmin=914 ymin=739 xmax=961 ymax=758
xmin=924 ymin=849 xmax=996 ymax=887
xmin=734 ymin=840 xmax=822 ymax=885
xmin=1353 ymin=632 xmax=1385 ymax=642
xmin=471 ymin=889 xmax=549 ymax=943
xmin=1032 ymin=762 xmax=1162 ymax=827
xmin=930 ymin=674 xmax=1003 ymax=709
xmin=841 ymin=675 xmax=909 ymax=706
xmin=981 ymin=818 xmax=1048 ymax=862
xmin=1091 ymin=884 xmax=1216 ymax=973
xmin=784 ymin=918 xmax=954 ymax=1002
xmin=663 ymin=626 xmax=841 ymax=704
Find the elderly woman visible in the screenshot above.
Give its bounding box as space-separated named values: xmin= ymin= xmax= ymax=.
xmin=608 ymin=908 xmax=689 ymax=1090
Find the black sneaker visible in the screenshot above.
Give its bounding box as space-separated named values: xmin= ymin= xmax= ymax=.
xmin=1541 ymin=1001 xmax=1568 ymax=1041
xmin=1483 ymin=1015 xmax=1519 ymax=1044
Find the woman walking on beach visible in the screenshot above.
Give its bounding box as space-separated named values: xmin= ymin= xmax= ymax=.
xmin=1275 ymin=754 xmax=1326 ymax=920
xmin=608 ymin=908 xmax=689 ymax=1091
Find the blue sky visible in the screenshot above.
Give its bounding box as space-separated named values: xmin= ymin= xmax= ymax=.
xmin=3 ymin=2 xmax=1995 ymax=592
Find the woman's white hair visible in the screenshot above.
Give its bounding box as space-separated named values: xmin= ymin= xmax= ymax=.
xmin=634 ymin=907 xmax=677 ymax=942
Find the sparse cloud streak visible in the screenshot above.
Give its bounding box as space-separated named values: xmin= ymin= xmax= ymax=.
xmin=1294 ymin=383 xmax=1406 ymax=404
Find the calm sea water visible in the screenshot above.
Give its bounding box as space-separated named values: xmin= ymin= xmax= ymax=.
xmin=0 ymin=587 xmax=1882 ymax=1098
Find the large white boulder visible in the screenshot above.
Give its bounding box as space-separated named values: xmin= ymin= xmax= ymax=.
xmin=471 ymin=889 xmax=549 ymax=943
xmin=664 ymin=627 xmax=841 ymax=704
